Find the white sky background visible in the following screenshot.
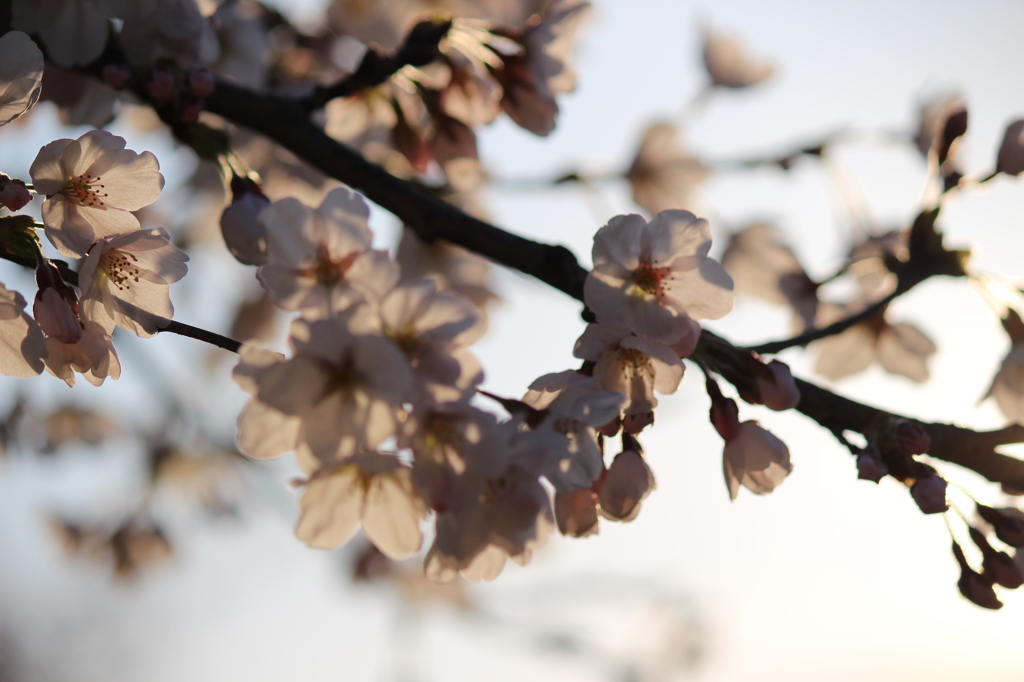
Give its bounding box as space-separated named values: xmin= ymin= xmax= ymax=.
xmin=3 ymin=0 xmax=1024 ymax=680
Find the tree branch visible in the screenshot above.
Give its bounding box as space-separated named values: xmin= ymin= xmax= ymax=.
xmin=303 ymin=18 xmax=453 ymax=111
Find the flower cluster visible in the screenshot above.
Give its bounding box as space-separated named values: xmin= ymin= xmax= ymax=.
xmin=0 ymin=31 xmax=188 ymax=387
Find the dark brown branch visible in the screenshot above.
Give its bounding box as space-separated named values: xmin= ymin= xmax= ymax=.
xmin=206 ymin=80 xmax=589 ymax=300
xmin=157 ymin=321 xmax=241 ymax=353
xmin=304 ymin=18 xmax=453 ymax=111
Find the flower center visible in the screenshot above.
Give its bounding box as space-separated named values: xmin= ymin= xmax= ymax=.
xmin=618 ymin=348 xmax=653 ymax=379
xmin=64 ymin=174 xmax=109 ymax=208
xmin=632 ymin=259 xmax=672 ymax=297
xmin=100 ymin=250 xmax=141 ymax=291
xmin=301 ymin=244 xmax=359 ymax=287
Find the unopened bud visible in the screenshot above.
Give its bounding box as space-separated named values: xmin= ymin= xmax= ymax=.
xmin=897 ymin=420 xmax=931 ymax=455
xmin=33 ymin=287 xmax=81 ymax=344
xmin=221 ymin=176 xmax=270 ymax=266
xmin=996 ymin=119 xmax=1024 ymax=176
xmin=709 ymin=396 xmax=741 ymax=442
xmin=147 ymin=66 xmax=177 ymax=103
xmin=102 ymin=64 xmax=133 ymax=89
xmin=856 ymin=446 xmax=889 ymax=483
xmin=756 ymin=360 xmax=801 ymax=411
xmin=910 ymin=474 xmax=948 ymax=514
xmin=969 ymin=527 xmax=1024 ymax=589
xmin=598 ymin=450 xmax=654 ymax=522
xmin=952 ymin=541 xmax=1003 ymax=610
xmin=976 ymin=504 xmax=1024 ymax=548
xmin=0 ymin=175 xmax=31 ymax=211
xmin=187 ymin=69 xmax=215 ymax=98
xmin=179 ymin=96 xmax=203 ymax=124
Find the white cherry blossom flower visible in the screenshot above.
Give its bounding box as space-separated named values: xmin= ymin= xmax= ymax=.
xmin=722 ymin=421 xmax=792 ymax=500
xmin=120 ymin=0 xmax=220 ymax=68
xmin=584 ymin=210 xmax=733 ymax=345
xmin=515 ymin=372 xmax=625 ymax=491
xmin=43 ymin=319 xmax=120 ymax=387
xmin=0 ymin=282 xmax=47 ymax=377
xmin=554 ymin=488 xmax=600 ymax=537
xmin=78 ymin=228 xmax=189 ymax=337
xmin=257 ymin=188 xmax=398 ymax=317
xmin=0 ymin=31 xmax=44 ymax=126
xmin=237 ymin=317 xmax=413 ymax=465
xmin=574 ymin=321 xmax=683 ymax=417
xmin=425 ymin=465 xmax=553 ymax=582
xmin=296 ymin=452 xmax=427 ymax=559
xmin=12 ymin=0 xmax=114 ymax=68
xmin=31 ymin=130 xmax=164 ymax=257
xmin=347 ymin=280 xmax=485 ymax=403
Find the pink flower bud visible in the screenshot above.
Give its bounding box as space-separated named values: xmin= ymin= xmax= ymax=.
xmin=722 ymin=421 xmax=792 ymax=500
xmin=179 ymin=97 xmax=203 ymax=124
xmin=710 ymin=396 xmax=741 ymax=442
xmin=102 ymin=64 xmax=133 ymax=89
xmin=996 ymin=119 xmax=1024 ymax=176
xmin=856 ymin=447 xmax=889 ymax=483
xmin=220 ymin=176 xmax=270 ymax=266
xmin=910 ymin=474 xmax=948 ymax=514
xmin=147 ymin=66 xmax=177 ymax=103
xmin=0 ymin=176 xmax=31 ymax=211
xmin=598 ymin=450 xmax=654 ymax=522
xmin=976 ymin=504 xmax=1024 ymax=547
xmin=187 ymin=69 xmax=215 ymax=98
xmin=969 ymin=527 xmax=1024 ymax=589
xmin=897 ymin=420 xmax=931 ymax=455
xmin=952 ymin=542 xmax=1003 ymax=610
xmin=756 ymin=360 xmax=800 ymax=411
xmin=33 ymin=287 xmax=81 ymax=344
xmin=554 ymin=488 xmax=599 ymax=537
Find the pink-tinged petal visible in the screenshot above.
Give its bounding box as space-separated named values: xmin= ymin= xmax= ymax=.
xmin=236 ymin=399 xmax=301 ymax=461
xmin=592 ymin=214 xmax=647 ymax=270
xmin=343 ymin=249 xmax=400 ymax=302
xmin=665 ymin=259 xmax=735 ymax=320
xmin=814 ymin=325 xmax=877 ymax=381
xmin=260 ymin=198 xmax=318 ymax=268
xmin=0 ymin=31 xmax=44 ymax=126
xmin=232 ymin=344 xmax=286 ymax=394
xmin=316 ymin=187 xmax=372 ymax=248
xmin=0 ymin=283 xmax=47 ymax=377
xmin=646 ymin=210 xmax=711 ymax=262
xmin=29 ymin=138 xmax=75 ymax=196
xmin=459 ymin=544 xmax=508 ymax=582
xmin=34 ymin=0 xmax=110 ymax=67
xmin=257 ymin=355 xmax=332 ymax=416
xmin=42 ymin=197 xmax=141 ymax=257
xmin=573 ymin=321 xmax=632 ymax=361
xmin=599 ymin=450 xmax=655 ymax=522
xmin=877 ymin=322 xmax=936 ymax=383
xmin=361 ymin=470 xmax=426 ymax=559
xmin=295 ymin=466 xmax=363 ymax=549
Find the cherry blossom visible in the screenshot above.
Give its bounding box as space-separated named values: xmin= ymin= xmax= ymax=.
xmin=625 ymin=123 xmax=708 ymax=216
xmin=516 ymin=372 xmax=625 ymax=491
xmin=574 ymin=322 xmax=683 ymax=417
xmin=811 ymin=305 xmax=936 ymax=383
xmin=702 ymin=27 xmax=773 ymax=89
xmin=78 ymin=228 xmax=189 ymax=337
xmin=119 ymin=0 xmax=220 ymax=68
xmin=0 ymin=31 xmax=44 ymax=126
xmin=346 ymin=280 xmax=486 ymax=402
xmin=219 ymin=176 xmax=270 ymax=266
xmin=235 ymin=317 xmax=413 ymax=465
xmin=0 ymin=282 xmax=48 ymax=378
xmin=11 ymin=0 xmax=115 ymax=68
xmin=722 ymin=421 xmax=793 ymax=500
xmin=257 ymin=188 xmax=398 ymax=317
xmin=31 ymin=130 xmax=165 ymax=257
xmin=554 ymin=488 xmax=599 ymax=537
xmin=986 ymin=340 xmax=1024 ymax=425
xmin=43 ymin=319 xmax=120 ymax=387
xmin=584 ymin=211 xmax=734 ymax=345
xmin=493 ymin=0 xmax=592 ymax=136
xmin=296 ymin=453 xmax=427 ymax=559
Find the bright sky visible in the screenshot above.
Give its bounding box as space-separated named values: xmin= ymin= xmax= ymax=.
xmin=2 ymin=0 xmax=1024 ymax=680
